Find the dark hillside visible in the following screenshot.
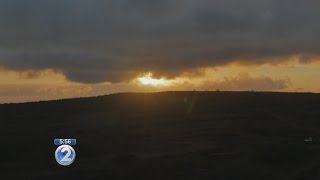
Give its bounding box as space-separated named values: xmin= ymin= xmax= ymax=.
xmin=1 ymin=91 xmax=320 ymax=180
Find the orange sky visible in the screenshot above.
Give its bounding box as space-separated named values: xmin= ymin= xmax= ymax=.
xmin=1 ymin=59 xmax=320 ymax=103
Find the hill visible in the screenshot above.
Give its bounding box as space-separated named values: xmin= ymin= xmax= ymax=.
xmin=1 ymin=91 xmax=320 ymax=180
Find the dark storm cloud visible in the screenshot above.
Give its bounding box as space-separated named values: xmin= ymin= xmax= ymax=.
xmin=0 ymin=0 xmax=320 ymax=83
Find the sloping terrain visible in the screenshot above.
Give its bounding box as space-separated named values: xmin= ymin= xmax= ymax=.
xmin=1 ymin=91 xmax=320 ymax=180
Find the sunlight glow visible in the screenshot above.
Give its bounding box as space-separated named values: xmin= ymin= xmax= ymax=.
xmin=137 ymin=73 xmax=169 ymax=86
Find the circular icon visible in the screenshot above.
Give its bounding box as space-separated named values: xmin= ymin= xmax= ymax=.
xmin=55 ymin=145 xmax=76 ymax=166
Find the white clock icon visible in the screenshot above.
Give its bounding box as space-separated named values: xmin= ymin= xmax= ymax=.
xmin=55 ymin=145 xmax=76 ymax=166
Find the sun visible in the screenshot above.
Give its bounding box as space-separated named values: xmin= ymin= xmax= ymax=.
xmin=137 ymin=73 xmax=169 ymax=86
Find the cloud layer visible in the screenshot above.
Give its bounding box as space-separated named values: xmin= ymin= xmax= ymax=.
xmin=0 ymin=0 xmax=320 ymax=83
xmin=0 ymin=72 xmax=290 ymax=103
xmin=200 ymin=73 xmax=290 ymax=91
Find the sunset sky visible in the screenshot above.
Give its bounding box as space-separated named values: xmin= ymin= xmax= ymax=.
xmin=1 ymin=0 xmax=320 ymax=103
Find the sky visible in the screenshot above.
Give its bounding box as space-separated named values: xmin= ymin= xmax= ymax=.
xmin=1 ymin=0 xmax=320 ymax=103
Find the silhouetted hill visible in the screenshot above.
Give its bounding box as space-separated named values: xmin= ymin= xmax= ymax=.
xmin=2 ymin=91 xmax=320 ymax=180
